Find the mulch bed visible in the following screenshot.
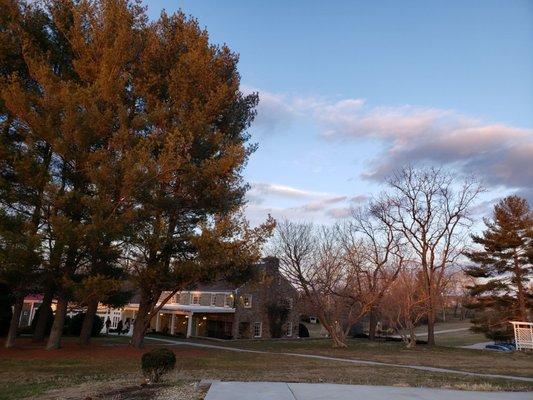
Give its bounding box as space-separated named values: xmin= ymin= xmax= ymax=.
xmin=0 ymin=337 xmax=207 ymax=361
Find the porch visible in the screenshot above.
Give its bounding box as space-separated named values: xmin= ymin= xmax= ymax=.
xmin=150 ymin=305 xmax=235 ymax=339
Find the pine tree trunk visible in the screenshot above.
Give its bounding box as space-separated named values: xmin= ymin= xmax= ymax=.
xmin=368 ymin=309 xmax=377 ymax=341
xmin=130 ymin=295 xmax=157 ymax=348
xmin=46 ymin=295 xmax=68 ymax=350
xmin=5 ymin=296 xmax=24 ymax=348
xmin=514 ymin=254 xmax=527 ymax=321
xmin=33 ymin=289 xmax=53 ymax=342
xmin=79 ymin=298 xmax=99 ymax=345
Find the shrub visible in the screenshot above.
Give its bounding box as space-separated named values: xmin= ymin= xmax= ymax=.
xmin=67 ymin=313 xmax=104 ymax=337
xmin=266 ymin=302 xmax=289 ymax=338
xmin=298 ymin=323 xmax=309 ymax=338
xmin=141 ymin=348 xmax=176 ymax=383
xmin=0 ymin=284 xmax=13 ymax=337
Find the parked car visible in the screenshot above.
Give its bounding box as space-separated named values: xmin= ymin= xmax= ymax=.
xmin=485 ymin=344 xmax=513 ymax=352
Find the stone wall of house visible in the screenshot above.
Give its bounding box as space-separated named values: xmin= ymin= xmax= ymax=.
xmin=232 ymin=258 xmax=300 ymax=339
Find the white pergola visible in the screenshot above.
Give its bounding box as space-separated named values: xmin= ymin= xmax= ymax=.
xmin=510 ymin=321 xmax=533 ymax=351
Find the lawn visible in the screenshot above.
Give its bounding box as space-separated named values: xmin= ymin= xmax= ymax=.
xmin=185 ymin=335 xmax=533 ymax=379
xmin=412 ymin=320 xmax=488 ymax=346
xmin=1 ymin=336 xmax=532 ymax=400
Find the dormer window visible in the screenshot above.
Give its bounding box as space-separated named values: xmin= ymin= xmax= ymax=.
xmin=243 ymin=294 xmax=252 ymax=308
xmin=192 ymin=293 xmax=200 ymax=305
xmin=286 ymin=298 xmax=293 ymax=310
xmin=224 ymin=294 xmax=233 ymax=308
xmin=210 ymin=294 xmax=217 ymax=306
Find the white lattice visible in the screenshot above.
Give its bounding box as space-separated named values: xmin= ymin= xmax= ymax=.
xmin=510 ymin=321 xmax=533 ymax=351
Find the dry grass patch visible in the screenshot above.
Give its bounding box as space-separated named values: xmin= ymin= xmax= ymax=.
xmin=1 ymin=337 xmax=532 ymax=400
xmin=194 ymin=337 xmax=533 ymax=378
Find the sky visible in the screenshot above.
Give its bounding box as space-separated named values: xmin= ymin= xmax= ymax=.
xmin=147 ymin=0 xmax=533 ymax=225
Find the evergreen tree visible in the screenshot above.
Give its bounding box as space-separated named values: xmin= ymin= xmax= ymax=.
xmin=2 ymin=0 xmax=272 ymax=350
xmin=464 ymin=196 xmax=533 ymax=340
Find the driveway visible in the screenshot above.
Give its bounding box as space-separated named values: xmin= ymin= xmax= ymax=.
xmin=204 ymin=382 xmax=532 ymax=400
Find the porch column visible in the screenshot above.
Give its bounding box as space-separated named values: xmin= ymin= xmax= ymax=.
xmin=28 ymin=302 xmax=35 ymax=327
xmin=170 ymin=314 xmax=175 ymax=335
xmin=186 ymin=313 xmax=193 ymax=338
xmin=155 ymin=312 xmax=161 ymax=332
xmin=128 ymin=311 xmax=135 ymax=336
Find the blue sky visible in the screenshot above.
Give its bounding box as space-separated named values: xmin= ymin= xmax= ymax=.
xmin=147 ymin=0 xmax=533 ymax=224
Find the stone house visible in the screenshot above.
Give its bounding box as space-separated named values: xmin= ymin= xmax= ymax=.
xmin=19 ymin=257 xmax=300 ymax=339
xmin=98 ymin=257 xmax=300 ymax=339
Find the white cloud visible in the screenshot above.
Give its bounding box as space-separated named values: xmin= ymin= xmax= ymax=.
xmin=249 ymin=182 xmax=329 ymax=199
xmin=248 ymin=88 xmax=533 ymax=203
xmin=245 ymin=180 xmax=367 ymax=224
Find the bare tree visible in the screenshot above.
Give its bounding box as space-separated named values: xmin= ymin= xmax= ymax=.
xmin=274 ymin=218 xmax=404 ymax=347
xmin=382 ymin=266 xmax=428 ymax=348
xmin=338 ymin=205 xmax=405 ymax=340
xmin=373 ymin=166 xmax=482 ymax=345
xmin=274 ymin=221 xmax=360 ymax=347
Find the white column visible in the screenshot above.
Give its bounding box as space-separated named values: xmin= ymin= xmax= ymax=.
xmin=186 ymin=313 xmax=193 ymax=338
xmin=156 ymin=312 xmax=161 ymax=332
xmin=28 ymin=302 xmax=35 ymax=327
xmin=128 ymin=311 xmax=135 ymax=336
xmin=170 ymin=314 xmax=176 ymax=335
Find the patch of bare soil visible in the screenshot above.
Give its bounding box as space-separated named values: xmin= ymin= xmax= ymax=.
xmin=0 ymin=337 xmax=207 ymax=361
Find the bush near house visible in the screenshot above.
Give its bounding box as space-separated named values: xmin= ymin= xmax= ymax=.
xmin=141 ymin=348 xmax=177 ymax=383
xmin=0 ymin=284 xmax=12 ymax=336
xmin=266 ymin=302 xmax=290 ymax=338
xmin=298 ymin=323 xmax=310 ymax=338
xmin=66 ymin=313 xmax=104 ymax=337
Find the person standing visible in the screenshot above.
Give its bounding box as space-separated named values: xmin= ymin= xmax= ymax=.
xmin=105 ymin=317 xmax=111 ymax=334
xmin=117 ymin=319 xmax=123 ymax=335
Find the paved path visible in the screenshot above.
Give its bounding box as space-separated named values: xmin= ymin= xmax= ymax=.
xmin=145 ymin=336 xmax=533 ymax=383
xmin=416 ymin=327 xmax=471 ymax=336
xmin=204 ymin=382 xmax=532 ymax=400
xmin=461 ymin=341 xmax=494 ymax=350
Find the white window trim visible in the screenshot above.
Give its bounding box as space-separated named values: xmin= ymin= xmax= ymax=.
xmin=253 ymin=321 xmax=262 ymax=338
xmin=210 ymin=293 xmax=217 ymax=306
xmin=243 ymin=294 xmax=253 ymax=308
xmin=286 ymin=321 xmax=293 ymax=337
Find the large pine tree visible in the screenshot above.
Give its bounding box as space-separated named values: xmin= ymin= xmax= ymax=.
xmin=464 ymin=196 xmax=533 ymax=340
xmin=1 ymin=0 xmax=273 ymax=350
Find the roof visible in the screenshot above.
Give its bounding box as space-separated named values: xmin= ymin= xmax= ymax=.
xmin=24 ymin=294 xmax=44 ymax=301
xmin=160 ymin=304 xmax=235 ymax=314
xmin=192 ymin=280 xmax=238 ymax=292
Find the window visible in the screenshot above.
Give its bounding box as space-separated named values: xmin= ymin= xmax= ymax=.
xmin=286 ymin=298 xmax=293 ymax=310
xmin=224 ymin=294 xmax=233 ymax=308
xmin=192 ymin=293 xmax=200 ymax=305
xmin=243 ymin=294 xmax=252 ymax=308
xmin=210 ymin=294 xmax=217 ymax=307
xmin=253 ymin=322 xmax=262 ymax=338
xmin=285 ymin=322 xmax=293 ymax=337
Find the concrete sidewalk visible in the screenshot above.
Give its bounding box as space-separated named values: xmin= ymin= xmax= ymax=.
xmin=204 ymin=382 xmax=532 ymax=400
